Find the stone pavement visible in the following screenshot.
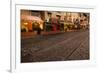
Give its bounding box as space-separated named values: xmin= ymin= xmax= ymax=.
xmin=21 ymin=29 xmax=89 ymax=63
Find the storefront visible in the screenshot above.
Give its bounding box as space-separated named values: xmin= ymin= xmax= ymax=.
xmin=21 ymin=10 xmax=44 ymax=32
xmin=44 ymin=11 xmax=65 ymax=32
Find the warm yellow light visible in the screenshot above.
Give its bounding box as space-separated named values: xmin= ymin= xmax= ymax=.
xmin=24 ymin=22 xmax=28 ymax=25
xmin=40 ymin=24 xmax=43 ymax=29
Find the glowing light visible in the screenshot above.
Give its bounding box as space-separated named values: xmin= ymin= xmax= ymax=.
xmin=24 ymin=22 xmax=28 ymax=25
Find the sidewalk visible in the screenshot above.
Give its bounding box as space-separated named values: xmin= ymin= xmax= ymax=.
xmin=21 ymin=31 xmax=64 ymax=39
xmin=21 ymin=29 xmax=84 ymax=39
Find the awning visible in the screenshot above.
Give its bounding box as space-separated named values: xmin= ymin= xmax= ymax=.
xmin=21 ymin=15 xmax=43 ymax=23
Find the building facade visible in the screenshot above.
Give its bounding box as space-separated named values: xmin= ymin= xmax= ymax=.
xmin=21 ymin=10 xmax=90 ymax=32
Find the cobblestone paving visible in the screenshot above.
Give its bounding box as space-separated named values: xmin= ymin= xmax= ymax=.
xmin=21 ymin=30 xmax=89 ymax=63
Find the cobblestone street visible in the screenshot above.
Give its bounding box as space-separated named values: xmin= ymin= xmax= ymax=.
xmin=21 ymin=29 xmax=89 ymax=63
